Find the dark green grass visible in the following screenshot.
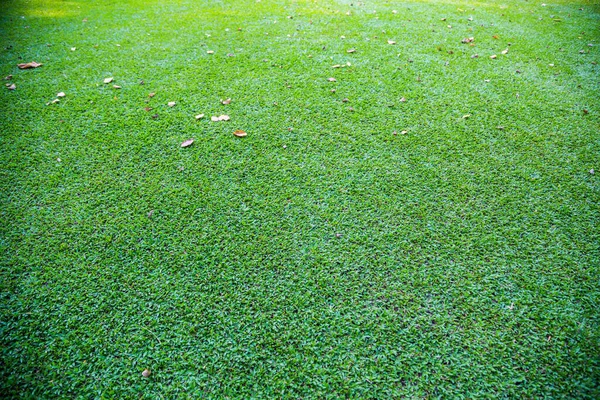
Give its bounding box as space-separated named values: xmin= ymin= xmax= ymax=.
xmin=1 ymin=0 xmax=599 ymax=397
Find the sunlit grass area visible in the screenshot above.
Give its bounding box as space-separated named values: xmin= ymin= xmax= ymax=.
xmin=1 ymin=0 xmax=599 ymax=397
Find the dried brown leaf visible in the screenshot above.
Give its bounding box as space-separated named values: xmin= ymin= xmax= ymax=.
xmin=347 ymin=48 xmax=356 ymax=53
xmin=148 ymin=92 xmax=156 ymax=98
xmin=4 ymin=75 xmax=12 ymax=80
xmin=219 ymin=115 xmax=230 ymax=121
xmin=233 ymin=130 xmax=247 ymax=137
xmin=142 ymin=369 xmax=151 ymax=377
xmin=7 ymin=83 xmax=16 ymax=90
xmin=490 ymin=54 xmax=497 ymax=59
xmin=168 ymin=101 xmax=176 ymax=107
xmin=57 ymin=92 xmax=66 ymax=98
xmin=328 ymin=77 xmax=337 ymax=82
xmin=221 ymin=98 xmax=231 ymax=105
xmin=17 ymin=61 xmax=42 ymax=69
xmin=103 ymin=77 xmax=114 ymax=84
xmin=195 ymin=114 xmax=205 ymax=120
xmin=113 ymin=85 xmax=122 ymax=89
xmin=387 ymin=40 xmax=396 ymax=45
xmin=207 ymin=50 xmax=214 ymax=54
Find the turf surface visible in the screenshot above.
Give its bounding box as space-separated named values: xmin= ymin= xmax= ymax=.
xmin=1 ymin=0 xmax=599 ymax=397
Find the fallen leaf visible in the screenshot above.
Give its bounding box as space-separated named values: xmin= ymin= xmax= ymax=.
xmin=144 ymin=107 xmax=153 ymax=112
xmin=342 ymin=98 xmax=349 ymax=103
xmin=181 ymin=139 xmax=194 ymax=147
xmin=221 ymin=98 xmax=231 ymax=105
xmin=18 ymin=61 xmax=42 ymax=69
xmin=103 ymin=77 xmax=114 ymax=84
xmin=332 ymin=64 xmax=341 ymax=68
xmin=207 ymin=50 xmax=214 ymax=54
xmin=195 ymin=114 xmax=205 ymax=120
xmin=219 ymin=115 xmax=230 ymax=121
xmin=590 ymin=169 xmax=595 ymax=175
xmin=501 ymin=49 xmax=509 ymax=55
xmin=340 ymin=35 xmax=346 ymax=39
xmin=441 ymin=18 xmax=447 ymax=21
xmin=461 ymin=37 xmax=474 ymax=43
xmin=227 ymin=53 xmax=234 ymax=57
xmin=211 ymin=116 xmax=220 ymax=121
xmin=328 ymin=77 xmax=337 ymax=82
xmin=57 ymin=92 xmax=66 ymax=97
xmin=348 ymin=107 xmax=355 ymax=112
xmin=148 ymin=92 xmax=156 ymax=98
xmin=4 ymin=75 xmax=12 ymax=80
xmin=168 ymin=101 xmax=176 ymax=107
xmin=113 ymin=85 xmax=122 ymax=89
xmin=387 ymin=40 xmax=396 ymax=45
xmin=71 ymin=47 xmax=76 ymax=51
xmin=7 ymin=83 xmax=16 ymax=90
xmin=46 ymin=99 xmax=60 ymax=105
xmin=490 ymin=54 xmax=497 ymax=59
xmin=347 ymin=48 xmax=356 ymax=53
xmin=142 ymin=369 xmax=151 ymax=377
xmin=400 ymin=97 xmax=407 ymax=102
xmin=233 ymin=130 xmax=247 ymax=137
xmin=392 ymin=10 xmax=397 ymax=14
xmin=401 ymin=130 xmax=408 ymax=134
xmin=462 ymin=114 xmax=471 ymax=119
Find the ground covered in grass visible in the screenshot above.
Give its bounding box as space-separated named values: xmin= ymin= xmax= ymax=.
xmin=1 ymin=0 xmax=599 ymax=397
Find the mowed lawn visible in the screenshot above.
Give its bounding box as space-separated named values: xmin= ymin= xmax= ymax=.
xmin=1 ymin=0 xmax=599 ymax=397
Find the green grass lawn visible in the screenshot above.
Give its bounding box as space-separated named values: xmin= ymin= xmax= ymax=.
xmin=1 ymin=0 xmax=599 ymax=397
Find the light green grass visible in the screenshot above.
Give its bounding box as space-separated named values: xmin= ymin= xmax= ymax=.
xmin=1 ymin=0 xmax=599 ymax=397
